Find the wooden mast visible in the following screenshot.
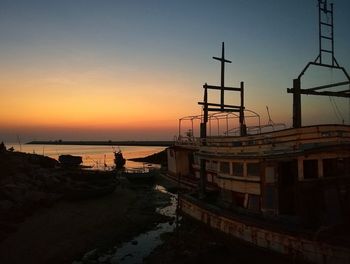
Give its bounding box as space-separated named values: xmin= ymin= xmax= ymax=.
xmin=198 ymin=42 xmax=246 ymax=198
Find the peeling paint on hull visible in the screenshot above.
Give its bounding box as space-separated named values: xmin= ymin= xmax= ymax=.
xmin=180 ymin=196 xmax=350 ymax=264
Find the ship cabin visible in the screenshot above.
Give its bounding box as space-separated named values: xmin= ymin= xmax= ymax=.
xmin=168 ymin=119 xmax=350 ymax=228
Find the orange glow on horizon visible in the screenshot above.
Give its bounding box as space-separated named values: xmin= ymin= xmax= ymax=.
xmin=0 ymin=67 xmax=198 ymax=135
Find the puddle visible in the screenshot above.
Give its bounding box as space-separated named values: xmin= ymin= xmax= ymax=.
xmin=74 ymin=185 xmax=179 ymax=264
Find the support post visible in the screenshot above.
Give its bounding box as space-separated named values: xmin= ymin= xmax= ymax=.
xmin=199 ymin=84 xmax=208 ymax=198
xmin=240 ymin=81 xmax=247 ymax=136
xmin=220 ymin=43 xmax=225 ymax=109
xmin=293 ymin=78 xmax=302 ymax=128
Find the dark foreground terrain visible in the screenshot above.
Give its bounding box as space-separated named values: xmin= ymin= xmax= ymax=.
xmin=0 ymin=148 xmax=307 ymax=264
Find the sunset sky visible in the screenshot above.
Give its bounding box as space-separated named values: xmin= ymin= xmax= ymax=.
xmin=1 ymin=0 xmax=349 ymax=142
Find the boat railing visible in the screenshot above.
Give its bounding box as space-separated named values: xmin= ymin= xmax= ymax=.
xmin=225 ymin=123 xmax=287 ymax=136
xmin=175 ymin=135 xmax=201 ymax=146
xmin=175 ymin=122 xmax=350 ymax=151
xmin=203 ymin=125 xmax=350 ymax=150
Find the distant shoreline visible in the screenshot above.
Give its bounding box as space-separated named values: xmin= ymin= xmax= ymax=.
xmin=26 ymin=140 xmax=173 ymax=147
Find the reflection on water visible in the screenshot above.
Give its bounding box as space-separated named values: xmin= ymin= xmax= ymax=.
xmin=75 ymin=185 xmax=178 ymax=264
xmin=5 ymin=143 xmax=165 ymax=169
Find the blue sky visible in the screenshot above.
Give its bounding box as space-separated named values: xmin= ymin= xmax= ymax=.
xmin=0 ymin=0 xmax=349 ymax=141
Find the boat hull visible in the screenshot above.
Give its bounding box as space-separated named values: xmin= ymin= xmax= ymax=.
xmin=180 ymin=195 xmax=350 ymax=264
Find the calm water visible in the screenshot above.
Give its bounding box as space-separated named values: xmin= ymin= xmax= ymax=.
xmin=5 ymin=143 xmax=166 ymax=170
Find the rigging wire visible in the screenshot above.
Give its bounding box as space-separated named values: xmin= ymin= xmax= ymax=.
xmin=327 ymin=66 xmax=345 ymax=124
xmin=329 ymin=97 xmax=344 ymax=123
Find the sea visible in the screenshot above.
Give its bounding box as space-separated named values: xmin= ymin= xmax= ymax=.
xmin=4 ymin=142 xmax=166 ymax=170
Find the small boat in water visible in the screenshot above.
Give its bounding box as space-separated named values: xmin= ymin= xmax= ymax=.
xmin=123 ymin=168 xmax=156 ymax=183
xmin=59 ymin=154 xmax=82 ymax=167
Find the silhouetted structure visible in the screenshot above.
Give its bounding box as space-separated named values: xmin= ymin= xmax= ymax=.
xmin=59 ymin=155 xmax=83 ymax=167
xmin=114 ymin=150 xmax=126 ymax=170
xmin=0 ymin=142 xmax=6 ymax=152
xmin=287 ymin=0 xmax=350 ymax=128
xmin=166 ymin=1 xmax=350 ymax=263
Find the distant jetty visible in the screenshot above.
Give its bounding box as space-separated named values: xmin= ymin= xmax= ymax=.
xmin=26 ymin=140 xmax=173 ymax=147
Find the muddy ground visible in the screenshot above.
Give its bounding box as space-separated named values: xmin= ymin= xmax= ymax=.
xmin=0 ymin=178 xmax=170 ymax=264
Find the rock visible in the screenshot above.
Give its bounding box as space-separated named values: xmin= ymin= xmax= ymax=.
xmin=131 ymin=240 xmax=138 ymax=245
xmin=1 ymin=184 xmax=26 ymax=203
xmin=97 ymin=254 xmax=112 ymax=263
xmin=0 ymin=199 xmax=14 ymax=210
xmin=24 ymin=190 xmax=48 ymax=203
xmin=82 ymin=249 xmax=99 ymax=261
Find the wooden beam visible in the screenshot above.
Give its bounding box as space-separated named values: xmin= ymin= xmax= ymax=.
xmin=289 ymin=89 xmax=350 ymax=98
xmin=307 ymin=81 xmax=350 ymax=91
xmin=203 ymin=84 xmax=241 ymax=91
xmin=206 ymin=108 xmax=241 ymax=112
xmin=198 ymin=102 xmax=241 ymax=109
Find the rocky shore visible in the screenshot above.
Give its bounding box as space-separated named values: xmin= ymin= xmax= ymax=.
xmin=128 ymin=149 xmax=168 ymax=167
xmin=0 ymin=146 xmax=296 ymax=264
xmin=0 ymin=147 xmax=171 ymax=264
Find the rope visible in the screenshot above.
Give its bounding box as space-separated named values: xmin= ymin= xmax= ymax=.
xmin=328 ymin=67 xmax=345 ymax=124
xmin=329 ymin=97 xmax=344 ymax=124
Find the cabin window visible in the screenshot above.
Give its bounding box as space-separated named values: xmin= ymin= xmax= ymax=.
xmin=265 ymin=167 xmax=275 ymax=183
xmin=323 ymin=159 xmax=337 ymax=177
xmin=324 ymin=158 xmax=350 ymax=178
xmin=232 ymin=162 xmax=244 ymax=177
xmin=206 ymin=160 xmax=215 ymax=170
xmin=220 ymin=161 xmax=230 ymax=174
xmin=193 ymin=154 xmax=199 ymax=165
xmin=339 ymin=158 xmax=350 ymax=177
xmin=247 ymin=163 xmax=260 ymax=177
xmin=303 ymin=159 xmax=318 ymax=179
xmin=205 ymin=160 xmax=210 ymax=170
xmin=232 ymin=192 xmax=245 ymax=208
xmin=247 ymin=194 xmax=260 ymax=211
xmin=264 ymin=185 xmax=276 ymax=210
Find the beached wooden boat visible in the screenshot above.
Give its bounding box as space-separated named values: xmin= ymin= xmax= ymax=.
xmin=123 ymin=168 xmax=156 ymax=183
xmin=59 ymin=154 xmax=82 ymax=167
xmin=166 ymin=2 xmax=350 ymax=263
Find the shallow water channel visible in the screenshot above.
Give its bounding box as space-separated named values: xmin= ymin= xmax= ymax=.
xmin=74 ymin=185 xmax=178 ymax=264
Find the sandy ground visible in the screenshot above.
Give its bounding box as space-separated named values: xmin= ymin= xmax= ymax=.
xmin=0 ymin=179 xmax=170 ymax=264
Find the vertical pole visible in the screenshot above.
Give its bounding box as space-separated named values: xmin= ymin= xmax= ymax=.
xmin=221 ymin=42 xmax=225 ymax=109
xmin=191 ymin=119 xmax=194 ymax=139
xmin=240 ymin=81 xmax=247 ymax=136
xmin=199 ymin=85 xmax=208 ymax=198
xmin=293 ymin=78 xmax=302 ymax=128
xmin=331 ymin=3 xmax=335 ymax=66
xmin=318 ymin=0 xmax=322 ymax=64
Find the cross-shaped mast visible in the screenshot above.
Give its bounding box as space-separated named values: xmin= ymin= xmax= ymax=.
xmin=213 ymin=42 xmax=232 ymax=109
xmin=198 ymin=42 xmax=246 ymax=138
